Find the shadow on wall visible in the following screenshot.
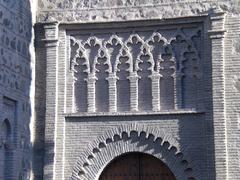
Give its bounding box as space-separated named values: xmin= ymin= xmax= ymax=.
xmin=32 ymin=22 xmax=47 ymax=179
xmin=177 ymin=13 xmax=216 ymax=180
xmin=0 ymin=0 xmax=33 ymax=179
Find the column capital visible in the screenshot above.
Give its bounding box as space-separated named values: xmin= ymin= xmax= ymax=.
xmin=85 ymin=73 xmax=98 ymax=83
xmin=209 ymin=8 xmax=225 ymax=20
xmin=42 ymin=21 xmax=59 ymax=42
xmin=128 ymin=72 xmax=139 ymax=81
xmin=149 ymin=71 xmax=162 ymax=80
xmin=208 ymin=8 xmax=226 ymax=39
xmin=107 ymin=73 xmax=119 ymax=82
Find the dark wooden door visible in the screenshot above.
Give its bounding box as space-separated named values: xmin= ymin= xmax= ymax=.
xmin=99 ymin=153 xmax=176 ymax=180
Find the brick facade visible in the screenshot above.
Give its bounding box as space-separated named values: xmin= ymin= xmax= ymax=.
xmin=1 ymin=0 xmax=240 ymax=180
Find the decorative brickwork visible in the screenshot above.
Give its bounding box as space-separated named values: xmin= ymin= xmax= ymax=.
xmin=1 ymin=0 xmax=240 ymax=180
xmin=71 ymin=125 xmax=198 ymax=180
xmin=70 ymin=23 xmax=202 ymax=113
xmin=36 ymin=8 xmax=237 ymax=179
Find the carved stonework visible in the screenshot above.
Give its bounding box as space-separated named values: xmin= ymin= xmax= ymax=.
xmin=70 ymin=23 xmax=202 ymax=113
xmin=37 ymin=1 xmax=239 ymax=23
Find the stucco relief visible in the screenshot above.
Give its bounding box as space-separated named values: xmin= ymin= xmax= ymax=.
xmin=37 ymin=1 xmax=240 ymax=22
xmin=70 ymin=24 xmax=202 ymax=113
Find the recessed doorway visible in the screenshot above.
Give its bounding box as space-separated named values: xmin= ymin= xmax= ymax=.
xmin=99 ymin=152 xmax=176 ymax=180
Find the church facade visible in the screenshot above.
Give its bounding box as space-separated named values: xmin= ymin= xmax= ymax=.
xmin=1 ymin=0 xmax=240 ymax=180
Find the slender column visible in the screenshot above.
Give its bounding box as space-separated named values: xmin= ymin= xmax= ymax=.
xmin=150 ymin=72 xmax=161 ymax=111
xmin=128 ymin=72 xmax=139 ymax=111
xmin=174 ymin=72 xmax=183 ymax=110
xmin=208 ymin=9 xmax=227 ymax=180
xmin=86 ymin=73 xmax=97 ymax=112
xmin=107 ymin=73 xmax=118 ymax=112
xmin=42 ymin=22 xmax=59 ymax=180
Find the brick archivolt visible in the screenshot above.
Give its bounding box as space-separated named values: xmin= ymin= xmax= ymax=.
xmin=71 ymin=124 xmax=197 ymax=180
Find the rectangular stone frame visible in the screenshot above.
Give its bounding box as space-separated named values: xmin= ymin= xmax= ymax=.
xmin=42 ymin=9 xmax=227 ymax=179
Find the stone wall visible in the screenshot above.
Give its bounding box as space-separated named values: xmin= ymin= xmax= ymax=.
xmin=0 ymin=0 xmax=32 ymax=179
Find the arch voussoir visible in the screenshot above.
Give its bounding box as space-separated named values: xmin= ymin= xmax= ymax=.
xmin=71 ymin=124 xmax=198 ymax=180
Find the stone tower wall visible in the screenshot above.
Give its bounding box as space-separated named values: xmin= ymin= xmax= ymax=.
xmin=0 ymin=0 xmax=33 ymax=179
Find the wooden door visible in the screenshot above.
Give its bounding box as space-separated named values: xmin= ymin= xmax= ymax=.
xmin=99 ymin=153 xmax=176 ymax=180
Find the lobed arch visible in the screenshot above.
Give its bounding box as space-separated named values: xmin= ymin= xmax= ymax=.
xmin=71 ymin=124 xmax=198 ymax=180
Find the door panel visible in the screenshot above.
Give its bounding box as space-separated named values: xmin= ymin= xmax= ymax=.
xmin=99 ymin=153 xmax=139 ymax=180
xmin=140 ymin=153 xmax=175 ymax=180
xmin=99 ymin=153 xmax=176 ymax=180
